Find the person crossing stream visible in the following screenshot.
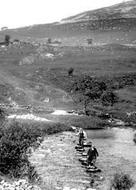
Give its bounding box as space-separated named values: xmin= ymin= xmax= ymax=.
xmin=30 ymin=128 xmax=103 ymax=190
xmin=75 ymin=128 xmax=101 ymax=173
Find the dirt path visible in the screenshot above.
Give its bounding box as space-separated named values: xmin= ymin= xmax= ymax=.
xmin=30 ymin=132 xmax=97 ymax=190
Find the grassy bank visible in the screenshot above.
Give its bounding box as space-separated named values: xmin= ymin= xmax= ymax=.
xmin=0 ymin=119 xmax=71 ymax=181
xmin=45 ymin=113 xmax=111 ymax=129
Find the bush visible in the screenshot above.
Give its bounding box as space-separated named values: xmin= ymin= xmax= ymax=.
xmin=47 ymin=38 xmax=52 ymax=44
xmin=68 ymin=67 xmax=74 ymax=77
xmin=0 ymin=107 xmax=7 ymax=127
xmin=126 ymin=113 xmax=136 ymax=124
xmin=101 ymin=90 xmax=119 ymax=106
xmin=0 ymin=122 xmax=40 ymax=178
xmin=71 ymin=75 xmax=107 ymax=114
xmin=0 ymin=107 xmax=6 ymax=119
xmin=0 ymin=120 xmax=70 ymax=180
xmin=4 ymin=35 xmax=10 ymax=45
xmin=110 ymin=173 xmax=134 ymax=190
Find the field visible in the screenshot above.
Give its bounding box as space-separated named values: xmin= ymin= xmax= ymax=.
xmin=0 ymin=41 xmax=135 ymax=113
xmin=0 ymin=29 xmax=136 ymax=190
xmin=0 ymin=0 xmax=136 ymax=188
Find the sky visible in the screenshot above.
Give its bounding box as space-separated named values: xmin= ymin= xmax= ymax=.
xmin=0 ymin=0 xmax=128 ymax=29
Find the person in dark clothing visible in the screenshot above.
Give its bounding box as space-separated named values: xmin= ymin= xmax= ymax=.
xmin=87 ymin=142 xmax=99 ymax=167
xmin=77 ymin=128 xmax=87 ymax=147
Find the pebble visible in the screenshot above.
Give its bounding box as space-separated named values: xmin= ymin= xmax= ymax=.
xmin=0 ymin=179 xmax=41 ymax=190
xmin=63 ymin=187 xmax=71 ymax=190
xmin=56 ymin=187 xmax=62 ymax=190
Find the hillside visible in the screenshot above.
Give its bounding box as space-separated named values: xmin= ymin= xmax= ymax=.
xmin=0 ymin=41 xmax=135 ymax=113
xmin=61 ymin=0 xmax=136 ymax=23
xmin=0 ymin=0 xmax=136 ymax=45
xmin=0 ymin=0 xmax=135 ymax=113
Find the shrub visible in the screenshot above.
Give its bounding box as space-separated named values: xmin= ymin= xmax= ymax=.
xmin=47 ymin=38 xmax=52 ymax=44
xmin=71 ymin=75 xmax=107 ymax=114
xmin=0 ymin=107 xmax=7 ymax=126
xmin=110 ymin=173 xmax=134 ymax=190
xmin=0 ymin=121 xmax=40 ymax=178
xmin=101 ymin=90 xmax=119 ymax=106
xmin=4 ymin=35 xmax=10 ymax=45
xmin=126 ymin=113 xmax=136 ymax=124
xmin=68 ymin=67 xmax=74 ymax=77
xmin=0 ymin=120 xmax=70 ymax=180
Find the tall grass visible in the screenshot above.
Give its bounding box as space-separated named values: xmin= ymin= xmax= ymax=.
xmin=0 ymin=120 xmax=71 ymax=181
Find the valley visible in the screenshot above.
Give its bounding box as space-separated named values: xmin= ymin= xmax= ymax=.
xmin=0 ymin=0 xmax=136 ymax=190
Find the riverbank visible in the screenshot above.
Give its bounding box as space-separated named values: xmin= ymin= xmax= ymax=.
xmin=1 ymin=112 xmax=136 ymax=190
xmin=30 ymin=131 xmax=104 ymax=190
xmin=0 ymin=118 xmax=72 ymax=189
xmin=29 ymin=128 xmax=136 ymax=190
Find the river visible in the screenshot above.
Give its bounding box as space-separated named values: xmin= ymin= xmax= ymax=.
xmin=86 ymin=127 xmax=136 ymax=160
xmin=85 ymin=127 xmax=136 ymax=189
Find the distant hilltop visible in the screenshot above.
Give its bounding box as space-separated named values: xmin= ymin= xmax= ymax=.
xmin=61 ymin=0 xmax=136 ymax=23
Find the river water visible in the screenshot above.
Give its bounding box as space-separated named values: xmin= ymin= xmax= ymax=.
xmin=86 ymin=127 xmax=136 ymax=161
xmin=86 ymin=127 xmax=136 ymax=189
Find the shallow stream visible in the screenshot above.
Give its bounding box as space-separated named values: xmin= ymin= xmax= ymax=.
xmin=86 ymin=127 xmax=136 ymax=161
xmin=86 ymin=127 xmax=136 ymax=189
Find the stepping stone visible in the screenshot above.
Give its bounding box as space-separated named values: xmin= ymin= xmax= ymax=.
xmin=63 ymin=187 xmax=70 ymax=190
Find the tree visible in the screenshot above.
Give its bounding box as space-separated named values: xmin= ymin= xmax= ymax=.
xmin=4 ymin=35 xmax=10 ymax=45
xmin=87 ymin=38 xmax=93 ymax=45
xmin=71 ymin=75 xmax=107 ymax=115
xmin=68 ymin=67 xmax=74 ymax=77
xmin=101 ymin=90 xmax=119 ymax=106
xmin=47 ymin=38 xmax=51 ymax=44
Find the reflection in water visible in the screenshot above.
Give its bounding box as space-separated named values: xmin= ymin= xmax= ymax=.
xmin=86 ymin=128 xmax=136 ymax=161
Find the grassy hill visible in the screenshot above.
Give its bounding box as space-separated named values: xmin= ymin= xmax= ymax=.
xmin=0 ymin=42 xmax=135 ymax=112
xmin=0 ymin=0 xmax=135 ymax=113
xmin=0 ymin=1 xmax=136 ymax=45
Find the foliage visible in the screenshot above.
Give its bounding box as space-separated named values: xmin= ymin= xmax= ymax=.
xmin=14 ymin=39 xmax=20 ymax=42
xmin=4 ymin=35 xmax=10 ymax=45
xmin=126 ymin=113 xmax=136 ymax=124
xmin=0 ymin=122 xmax=39 ymax=178
xmin=0 ymin=107 xmax=7 ymax=127
xmin=99 ymin=73 xmax=136 ymax=90
xmin=101 ymin=90 xmax=119 ymax=106
xmin=0 ymin=120 xmax=70 ymax=180
xmin=71 ymin=75 xmax=107 ymax=114
xmin=47 ymin=38 xmax=52 ymax=44
xmin=110 ymin=173 xmax=134 ymax=190
xmin=0 ymin=107 xmax=7 ymax=119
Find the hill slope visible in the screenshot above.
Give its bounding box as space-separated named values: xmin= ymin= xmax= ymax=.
xmin=61 ymin=0 xmax=136 ymax=23
xmin=0 ymin=0 xmax=136 ymax=45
